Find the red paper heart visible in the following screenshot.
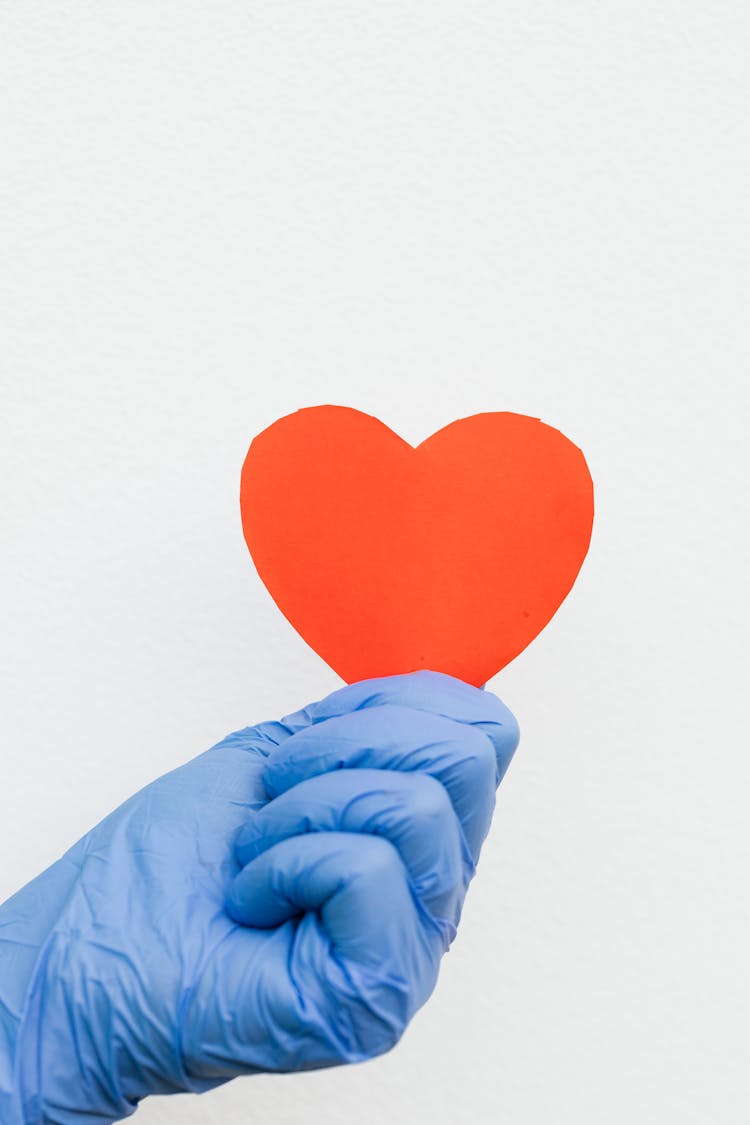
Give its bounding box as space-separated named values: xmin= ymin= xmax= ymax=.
xmin=240 ymin=406 xmax=594 ymax=687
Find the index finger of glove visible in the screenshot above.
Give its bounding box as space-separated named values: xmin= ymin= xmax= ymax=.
xmin=263 ymin=705 xmax=501 ymax=861
xmin=276 ymin=670 xmax=520 ymax=784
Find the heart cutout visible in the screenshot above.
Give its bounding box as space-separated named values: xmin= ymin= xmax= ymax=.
xmin=240 ymin=406 xmax=594 ymax=687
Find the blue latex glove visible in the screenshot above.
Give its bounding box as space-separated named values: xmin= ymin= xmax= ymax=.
xmin=0 ymin=671 xmax=519 ymax=1123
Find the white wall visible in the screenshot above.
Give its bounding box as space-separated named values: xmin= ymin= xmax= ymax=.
xmin=1 ymin=4 xmax=747 ymax=1122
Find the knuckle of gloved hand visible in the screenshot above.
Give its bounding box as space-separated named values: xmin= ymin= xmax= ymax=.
xmin=480 ymin=711 xmax=521 ymax=777
xmin=403 ymin=776 xmax=468 ymax=897
xmin=406 ymin=770 xmax=454 ymax=823
xmin=346 ymin=832 xmax=404 ymax=887
xmin=456 ymin=725 xmax=499 ymax=791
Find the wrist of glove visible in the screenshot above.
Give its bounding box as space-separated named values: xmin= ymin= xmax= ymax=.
xmin=0 ymin=671 xmax=519 ymax=1124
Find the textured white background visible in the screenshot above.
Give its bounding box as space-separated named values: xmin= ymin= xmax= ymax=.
xmin=1 ymin=3 xmax=748 ymax=1122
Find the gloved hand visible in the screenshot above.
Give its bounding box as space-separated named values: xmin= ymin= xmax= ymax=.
xmin=0 ymin=671 xmax=519 ymax=1123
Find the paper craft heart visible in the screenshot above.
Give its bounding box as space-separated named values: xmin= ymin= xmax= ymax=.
xmin=240 ymin=406 xmax=594 ymax=687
